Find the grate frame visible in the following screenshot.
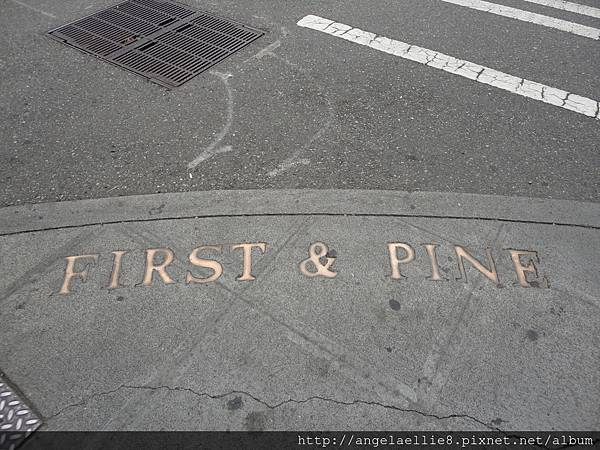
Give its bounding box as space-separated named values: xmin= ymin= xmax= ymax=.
xmin=48 ymin=0 xmax=264 ymax=88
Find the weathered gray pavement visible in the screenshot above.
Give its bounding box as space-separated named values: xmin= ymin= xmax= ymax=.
xmin=1 ymin=190 xmax=599 ymax=430
xmin=0 ymin=0 xmax=599 ymax=436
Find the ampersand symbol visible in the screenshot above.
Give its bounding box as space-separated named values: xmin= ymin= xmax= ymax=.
xmin=299 ymin=242 xmax=337 ymax=278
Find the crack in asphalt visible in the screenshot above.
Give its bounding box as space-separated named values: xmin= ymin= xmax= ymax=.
xmin=44 ymin=383 xmax=499 ymax=431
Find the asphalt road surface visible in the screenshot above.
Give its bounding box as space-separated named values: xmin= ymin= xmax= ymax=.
xmin=1 ymin=0 xmax=599 ymax=206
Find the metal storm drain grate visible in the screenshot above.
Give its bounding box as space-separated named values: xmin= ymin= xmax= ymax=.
xmin=48 ymin=0 xmax=264 ymax=87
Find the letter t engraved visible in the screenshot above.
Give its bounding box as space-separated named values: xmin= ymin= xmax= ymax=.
xmin=232 ymin=242 xmax=267 ymax=281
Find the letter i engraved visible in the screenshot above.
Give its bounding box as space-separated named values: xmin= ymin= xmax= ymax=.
xmin=423 ymin=244 xmax=447 ymax=281
xmin=108 ymin=251 xmax=127 ymax=289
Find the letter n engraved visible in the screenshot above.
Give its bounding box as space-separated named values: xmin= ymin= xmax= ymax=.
xmin=454 ymin=245 xmax=499 ymax=285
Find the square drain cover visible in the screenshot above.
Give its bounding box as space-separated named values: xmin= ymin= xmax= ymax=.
xmin=48 ymin=0 xmax=264 ymax=88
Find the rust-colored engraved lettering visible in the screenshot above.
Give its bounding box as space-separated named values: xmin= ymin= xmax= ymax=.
xmin=454 ymin=245 xmax=498 ymax=285
xmin=388 ymin=243 xmax=415 ymax=280
xmin=59 ymin=254 xmax=99 ymax=295
xmin=231 ymin=243 xmax=267 ymax=281
xmin=300 ymin=242 xmax=338 ymax=278
xmin=186 ymin=245 xmax=224 ymax=284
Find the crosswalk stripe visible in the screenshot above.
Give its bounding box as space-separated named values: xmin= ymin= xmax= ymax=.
xmin=297 ymin=15 xmax=600 ymax=119
xmin=523 ymin=0 xmax=600 ymax=19
xmin=438 ymin=0 xmax=600 ymax=40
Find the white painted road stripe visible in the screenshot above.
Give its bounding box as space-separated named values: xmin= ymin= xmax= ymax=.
xmin=523 ymin=0 xmax=600 ymax=19
xmin=438 ymin=0 xmax=600 ymax=40
xmin=297 ymin=15 xmax=600 ymax=119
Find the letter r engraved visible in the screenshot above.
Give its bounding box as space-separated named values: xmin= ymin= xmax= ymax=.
xmin=388 ymin=243 xmax=415 ymax=279
xmin=59 ymin=254 xmax=99 ymax=295
xmin=142 ymin=248 xmax=175 ymax=286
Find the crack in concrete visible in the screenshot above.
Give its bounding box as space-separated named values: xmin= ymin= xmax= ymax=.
xmin=45 ymin=384 xmax=499 ymax=431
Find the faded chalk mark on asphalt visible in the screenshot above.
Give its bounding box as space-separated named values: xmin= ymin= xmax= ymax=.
xmin=245 ymin=40 xmax=282 ymax=62
xmin=438 ymin=0 xmax=600 ymax=40
xmin=297 ymin=15 xmax=600 ymax=119
xmin=9 ymin=0 xmax=56 ymax=18
xmin=267 ymin=158 xmax=311 ymax=177
xmin=188 ymin=71 xmax=234 ymax=170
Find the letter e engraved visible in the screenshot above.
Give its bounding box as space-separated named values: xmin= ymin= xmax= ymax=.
xmin=509 ymin=249 xmax=544 ymax=287
xmin=388 ymin=243 xmax=415 ymax=279
xmin=232 ymin=243 xmax=267 ymax=281
xmin=454 ymin=245 xmax=498 ymax=285
xmin=142 ymin=248 xmax=175 ymax=286
xmin=299 ymin=242 xmax=337 ymax=278
xmin=186 ymin=246 xmax=223 ymax=283
xmin=59 ymin=254 xmax=99 ymax=295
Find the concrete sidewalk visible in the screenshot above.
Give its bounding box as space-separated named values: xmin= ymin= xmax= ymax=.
xmin=1 ymin=189 xmax=598 ymax=431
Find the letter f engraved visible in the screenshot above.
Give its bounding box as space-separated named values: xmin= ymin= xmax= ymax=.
xmin=59 ymin=254 xmax=99 ymax=295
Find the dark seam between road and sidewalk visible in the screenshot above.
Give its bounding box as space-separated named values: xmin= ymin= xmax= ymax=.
xmin=1 ymin=212 xmax=598 ymax=239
